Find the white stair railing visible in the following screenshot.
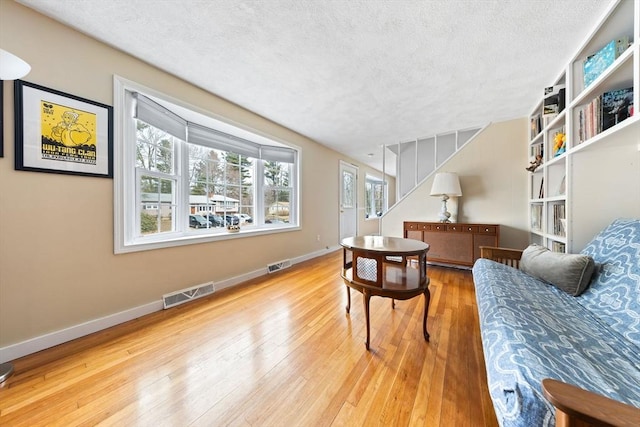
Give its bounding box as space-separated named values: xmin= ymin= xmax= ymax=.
xmin=387 ymin=126 xmax=484 ymax=200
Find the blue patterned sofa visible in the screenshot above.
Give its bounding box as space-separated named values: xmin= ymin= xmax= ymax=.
xmin=473 ymin=219 xmax=640 ymax=427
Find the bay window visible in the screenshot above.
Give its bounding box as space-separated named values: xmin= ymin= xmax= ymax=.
xmin=114 ymin=77 xmax=299 ymax=253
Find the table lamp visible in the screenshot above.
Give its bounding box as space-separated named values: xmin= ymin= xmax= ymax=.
xmin=430 ymin=172 xmax=462 ymax=223
xmin=0 ymin=48 xmax=30 ymax=384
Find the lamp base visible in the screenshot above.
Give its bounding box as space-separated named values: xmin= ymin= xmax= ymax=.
xmin=0 ymin=362 xmax=14 ymax=383
xmin=438 ymin=195 xmax=452 ymax=223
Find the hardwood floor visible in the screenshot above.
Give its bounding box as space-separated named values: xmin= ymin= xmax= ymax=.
xmin=0 ymin=250 xmax=498 ymax=427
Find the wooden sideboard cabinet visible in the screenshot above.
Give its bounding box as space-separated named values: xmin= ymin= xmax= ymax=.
xmin=403 ymin=222 xmax=500 ymax=268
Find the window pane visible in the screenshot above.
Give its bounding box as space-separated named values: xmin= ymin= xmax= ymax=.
xmin=265 ymin=188 xmax=291 ymax=224
xmin=264 ymin=161 xmax=290 ymax=187
xmin=159 ymin=203 xmax=174 ymax=232
xmin=140 ymin=176 xmax=175 ymax=235
xmin=225 ymin=163 xmax=241 ymax=185
xmin=187 ymin=145 xmax=257 ymax=227
xmin=225 ymin=184 xmax=241 ymax=202
xmin=136 ymin=121 xmax=174 ymax=173
xmin=342 ymin=170 xmax=355 ymax=208
xmin=365 ymin=182 xmax=372 ymax=215
xmin=365 ymin=177 xmax=385 ymax=218
xmin=189 ymin=186 xmax=216 ymax=229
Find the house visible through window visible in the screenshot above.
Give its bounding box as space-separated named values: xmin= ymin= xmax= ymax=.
xmin=114 ymin=77 xmax=299 ymax=253
xmin=365 ymin=175 xmax=386 ymax=219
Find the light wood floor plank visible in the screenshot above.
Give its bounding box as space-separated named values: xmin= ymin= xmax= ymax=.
xmin=0 ymin=250 xmax=498 ymax=427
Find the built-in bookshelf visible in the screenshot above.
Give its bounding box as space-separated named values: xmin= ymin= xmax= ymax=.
xmin=528 ymin=0 xmax=639 ymax=253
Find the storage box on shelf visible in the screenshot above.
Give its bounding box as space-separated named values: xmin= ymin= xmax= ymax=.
xmin=528 ymin=0 xmax=639 ymax=254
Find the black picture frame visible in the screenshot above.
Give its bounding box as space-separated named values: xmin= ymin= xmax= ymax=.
xmin=14 ymin=80 xmax=113 ymax=178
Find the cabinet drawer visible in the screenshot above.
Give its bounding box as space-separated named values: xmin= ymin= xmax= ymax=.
xmin=431 ymin=223 xmax=447 ymax=231
xmin=405 ymin=222 xmax=420 ymax=230
xmin=477 ymin=225 xmax=497 ymax=235
xmin=418 ymin=223 xmax=431 ymax=231
xmin=446 ymin=224 xmax=465 ymax=232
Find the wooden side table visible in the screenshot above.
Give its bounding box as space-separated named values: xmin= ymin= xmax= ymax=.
xmin=340 ymin=236 xmax=430 ymax=350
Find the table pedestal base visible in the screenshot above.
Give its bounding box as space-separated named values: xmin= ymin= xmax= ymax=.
xmin=345 ymin=284 xmax=431 ymax=350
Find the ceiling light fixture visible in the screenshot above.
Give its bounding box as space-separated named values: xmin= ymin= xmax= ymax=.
xmin=0 ymin=49 xmax=31 ymax=80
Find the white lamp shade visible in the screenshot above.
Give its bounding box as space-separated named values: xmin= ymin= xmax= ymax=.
xmin=430 ymin=172 xmax=462 ymax=197
xmin=0 ymin=49 xmax=31 ymax=80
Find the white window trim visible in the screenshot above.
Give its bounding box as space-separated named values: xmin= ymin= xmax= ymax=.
xmin=113 ymin=75 xmax=301 ymax=254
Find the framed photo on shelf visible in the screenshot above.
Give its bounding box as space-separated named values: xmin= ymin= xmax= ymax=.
xmin=14 ymin=80 xmax=113 ymax=178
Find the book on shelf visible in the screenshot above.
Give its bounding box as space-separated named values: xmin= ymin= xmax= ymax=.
xmin=538 ymin=177 xmax=544 ymax=199
xmin=530 ymin=114 xmax=542 ymax=139
xmin=543 ymin=84 xmax=566 ymax=118
xmin=583 ymin=36 xmax=632 ymax=88
xmin=531 ymin=204 xmax=542 ymax=231
xmin=577 ymin=86 xmax=634 ymax=144
xmin=552 ymin=204 xmax=566 ymax=237
xmin=530 ymin=142 xmax=543 ymax=159
xmin=551 ymin=241 xmax=566 ymax=253
xmin=602 ymin=87 xmax=634 ymax=131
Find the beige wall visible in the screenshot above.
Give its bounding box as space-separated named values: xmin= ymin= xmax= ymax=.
xmin=0 ymin=1 xmax=388 ymax=354
xmin=8 ymin=1 xmax=626 ymax=360
xmin=382 ymin=118 xmax=531 ymax=250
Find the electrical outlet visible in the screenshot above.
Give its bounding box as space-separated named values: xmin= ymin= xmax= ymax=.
xmin=316 ymin=234 xmax=321 ymax=242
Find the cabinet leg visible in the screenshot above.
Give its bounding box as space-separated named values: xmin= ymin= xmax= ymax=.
xmin=391 ymin=299 xmax=395 ymax=309
xmin=363 ymin=290 xmax=371 ymax=350
xmin=423 ymin=288 xmax=431 ymax=342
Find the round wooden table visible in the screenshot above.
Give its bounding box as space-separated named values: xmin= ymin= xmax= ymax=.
xmin=340 ymin=236 xmax=430 ymax=350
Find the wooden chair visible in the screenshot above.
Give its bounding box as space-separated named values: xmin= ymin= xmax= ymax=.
xmin=479 ymin=246 xmax=640 ymax=427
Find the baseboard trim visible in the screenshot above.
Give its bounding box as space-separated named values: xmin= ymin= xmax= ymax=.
xmin=0 ymin=301 xmax=163 ymax=363
xmin=0 ymin=246 xmax=340 ymax=363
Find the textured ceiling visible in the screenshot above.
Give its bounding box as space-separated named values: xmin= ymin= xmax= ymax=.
xmin=16 ymin=0 xmax=610 ymax=173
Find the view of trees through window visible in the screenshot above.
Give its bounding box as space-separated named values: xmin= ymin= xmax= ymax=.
xmin=136 ymin=122 xmax=176 ymax=234
xmin=135 ymin=120 xmax=292 ymax=236
xmin=365 ymin=176 xmax=385 ymax=218
xmin=264 ymin=160 xmax=291 ymax=224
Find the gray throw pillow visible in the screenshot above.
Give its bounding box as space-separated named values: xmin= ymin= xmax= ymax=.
xmin=519 ymin=244 xmax=595 ymax=296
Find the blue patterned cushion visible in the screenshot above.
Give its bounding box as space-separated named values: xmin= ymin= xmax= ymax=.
xmin=579 ymin=218 xmax=640 ymax=347
xmin=473 ymin=258 xmax=640 ymax=427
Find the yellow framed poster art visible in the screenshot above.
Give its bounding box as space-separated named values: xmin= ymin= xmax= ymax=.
xmin=14 ymin=80 xmax=113 ymax=178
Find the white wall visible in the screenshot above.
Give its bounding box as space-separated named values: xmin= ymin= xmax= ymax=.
xmin=570 ymin=123 xmax=640 ymax=250
xmin=382 ymin=118 xmax=531 ymax=250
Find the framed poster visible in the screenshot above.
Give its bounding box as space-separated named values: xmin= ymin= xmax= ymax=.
xmin=14 ymin=80 xmax=113 ymax=177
